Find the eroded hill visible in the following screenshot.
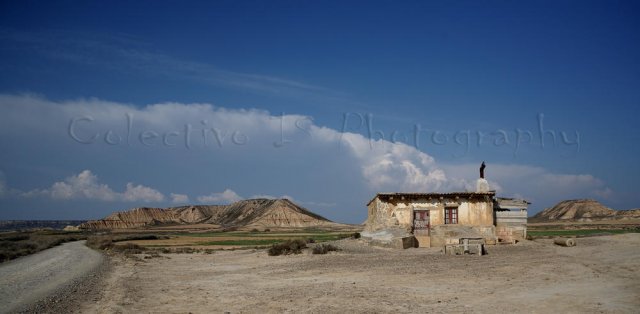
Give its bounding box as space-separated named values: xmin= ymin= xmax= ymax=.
xmin=531 ymin=199 xmax=640 ymax=222
xmin=79 ymin=199 xmax=339 ymax=230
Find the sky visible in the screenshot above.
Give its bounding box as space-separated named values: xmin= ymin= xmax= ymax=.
xmin=0 ymin=1 xmax=638 ymax=222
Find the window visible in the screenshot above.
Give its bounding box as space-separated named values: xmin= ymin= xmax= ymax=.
xmin=445 ymin=207 xmax=458 ymax=224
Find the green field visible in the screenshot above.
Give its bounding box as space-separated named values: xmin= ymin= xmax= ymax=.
xmin=175 ymin=230 xmax=354 ymax=243
xmin=119 ymin=230 xmax=360 ymax=248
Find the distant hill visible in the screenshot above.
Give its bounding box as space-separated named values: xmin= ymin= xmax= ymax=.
xmin=530 ymin=199 xmax=640 ymax=222
xmin=79 ymin=198 xmax=340 ymax=230
xmin=0 ymin=220 xmax=87 ymax=231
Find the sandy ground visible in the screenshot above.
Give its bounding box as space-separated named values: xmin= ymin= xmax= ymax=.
xmin=0 ymin=241 xmax=104 ymax=313
xmin=81 ymin=234 xmax=640 ymax=313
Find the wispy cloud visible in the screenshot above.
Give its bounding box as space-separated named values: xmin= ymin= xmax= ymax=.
xmin=0 ymin=28 xmax=355 ymax=104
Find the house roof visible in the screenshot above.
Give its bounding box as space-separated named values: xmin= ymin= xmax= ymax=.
xmin=494 ymin=197 xmax=531 ymax=210
xmin=367 ymin=192 xmax=496 ymax=206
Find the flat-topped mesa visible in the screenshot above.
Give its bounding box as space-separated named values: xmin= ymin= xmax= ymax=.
xmin=79 ymin=198 xmax=334 ymax=230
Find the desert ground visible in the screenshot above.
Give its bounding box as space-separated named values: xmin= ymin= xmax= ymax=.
xmin=73 ymin=233 xmax=640 ymax=313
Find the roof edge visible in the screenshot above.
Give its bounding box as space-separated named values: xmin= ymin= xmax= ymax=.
xmin=366 ymin=192 xmax=497 ymax=206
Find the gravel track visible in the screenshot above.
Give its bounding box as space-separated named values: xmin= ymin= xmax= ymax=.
xmin=0 ymin=240 xmax=105 ymax=313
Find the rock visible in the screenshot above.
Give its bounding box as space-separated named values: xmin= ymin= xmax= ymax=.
xmin=63 ymin=225 xmax=80 ymax=231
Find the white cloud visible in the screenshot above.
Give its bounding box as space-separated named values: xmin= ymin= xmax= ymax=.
xmin=310 ymin=127 xmax=448 ymax=192
xmin=48 ymin=170 xmax=118 ymax=201
xmin=197 ymin=189 xmax=242 ymax=204
xmin=20 ymin=170 xmax=164 ymax=203
xmin=170 ymin=193 xmax=189 ymax=203
xmin=123 ymin=182 xmax=165 ymax=202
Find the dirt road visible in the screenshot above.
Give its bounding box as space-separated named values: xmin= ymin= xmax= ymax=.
xmin=0 ymin=240 xmax=104 ymax=313
xmin=84 ymin=233 xmax=640 ymax=313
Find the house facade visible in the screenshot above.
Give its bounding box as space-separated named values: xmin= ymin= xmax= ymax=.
xmin=363 ymin=192 xmax=528 ymax=248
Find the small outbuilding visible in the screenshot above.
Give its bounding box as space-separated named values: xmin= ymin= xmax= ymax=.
xmin=361 ymin=162 xmax=529 ymax=249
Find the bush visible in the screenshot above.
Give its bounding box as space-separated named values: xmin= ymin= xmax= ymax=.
xmin=351 ymin=232 xmax=361 ymax=239
xmin=312 ymin=244 xmax=340 ymax=255
xmin=263 ymin=228 xmax=270 ymax=232
xmin=3 ymin=234 xmax=30 ymax=241
xmin=268 ymin=239 xmax=307 ymax=256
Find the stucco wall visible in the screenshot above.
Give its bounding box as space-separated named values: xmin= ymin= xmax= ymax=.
xmin=457 ymin=201 xmax=493 ymax=226
xmin=366 ymin=196 xmax=494 ymax=231
xmin=365 ymin=198 xmax=408 ymax=232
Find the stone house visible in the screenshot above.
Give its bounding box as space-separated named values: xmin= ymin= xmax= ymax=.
xmin=363 ymin=192 xmax=528 ymax=249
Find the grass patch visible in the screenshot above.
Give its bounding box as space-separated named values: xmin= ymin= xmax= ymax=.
xmin=198 ymin=239 xmax=289 ymax=246
xmin=171 ymin=231 xmax=353 ymax=247
xmin=85 ymin=234 xmax=167 ymax=251
xmin=528 ymin=229 xmax=640 ymax=237
xmin=173 ymin=232 xmax=247 ymax=237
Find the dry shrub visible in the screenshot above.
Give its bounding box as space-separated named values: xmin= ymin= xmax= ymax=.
xmin=268 ymin=239 xmax=307 ymax=256
xmin=312 ymin=244 xmax=340 ymax=255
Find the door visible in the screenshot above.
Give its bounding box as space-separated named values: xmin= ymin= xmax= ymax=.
xmin=413 ymin=210 xmax=430 ymax=236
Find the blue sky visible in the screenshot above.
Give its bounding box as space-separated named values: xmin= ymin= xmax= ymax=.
xmin=0 ymin=1 xmax=638 ymax=222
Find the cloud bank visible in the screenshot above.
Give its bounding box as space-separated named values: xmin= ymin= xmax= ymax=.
xmin=0 ymin=94 xmax=613 ymax=218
